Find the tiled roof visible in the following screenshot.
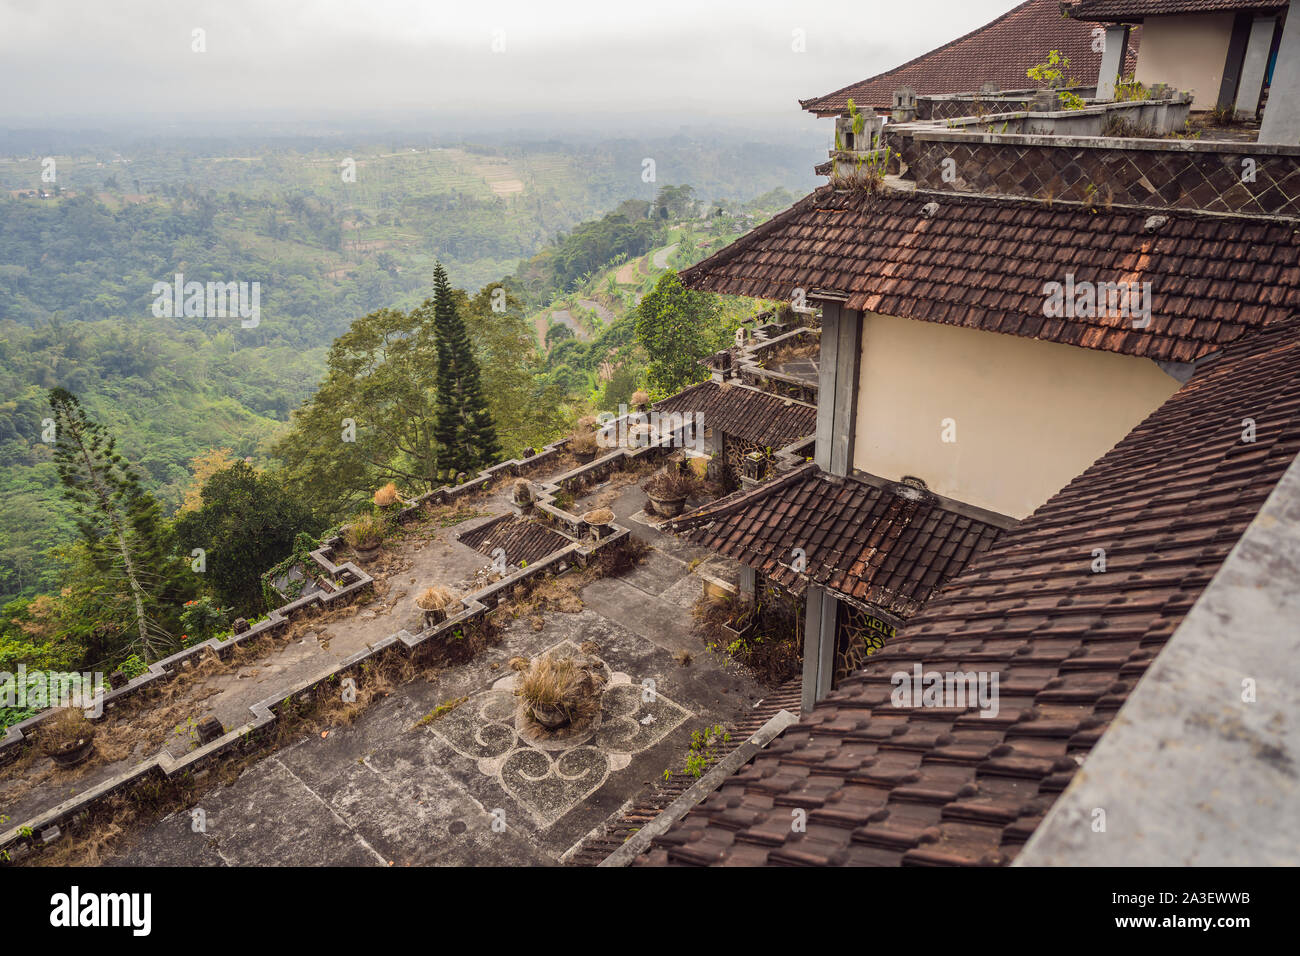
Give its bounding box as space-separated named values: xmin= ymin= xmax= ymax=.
xmin=1066 ymin=0 xmax=1287 ymax=23
xmin=671 ymin=465 xmax=1008 ymax=618
xmin=679 ymin=186 xmax=1300 ymax=363
xmin=801 ymin=0 xmax=1140 ymax=114
xmin=457 ymin=516 xmax=571 ymax=566
xmin=639 ymin=318 xmax=1300 ymax=866
xmin=653 ymin=380 xmax=818 ymax=449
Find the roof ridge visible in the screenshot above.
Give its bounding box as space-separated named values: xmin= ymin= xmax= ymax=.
xmin=670 ymin=462 xmax=818 ymax=532
xmin=679 ymin=185 xmax=1300 ymax=364
xmin=799 ymin=0 xmax=1040 ymax=110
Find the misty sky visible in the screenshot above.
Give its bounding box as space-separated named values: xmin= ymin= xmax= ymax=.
xmin=0 ymin=0 xmax=1015 ymax=131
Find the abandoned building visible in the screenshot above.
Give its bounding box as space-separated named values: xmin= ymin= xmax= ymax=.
xmin=3 ymin=0 xmax=1299 ymax=871
xmin=625 ymin=0 xmax=1300 ymax=866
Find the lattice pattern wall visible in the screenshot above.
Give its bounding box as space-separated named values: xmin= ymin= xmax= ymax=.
xmin=897 ymin=136 xmax=1300 ymax=216
xmin=722 ymin=434 xmax=770 ymax=489
xmin=834 ymin=601 xmax=897 ymax=687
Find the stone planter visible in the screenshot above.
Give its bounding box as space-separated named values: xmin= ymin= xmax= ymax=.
xmin=515 ymin=653 xmax=608 ymax=742
xmin=722 ymin=614 xmax=756 ymax=645
xmin=583 ymin=509 xmax=615 ymax=539
xmin=422 ymin=606 xmax=447 ymax=629
xmin=45 ymin=731 xmax=95 ymax=769
xmin=528 ymin=703 xmax=569 ymax=729
xmin=627 ymin=424 xmax=656 ymax=448
xmin=646 ymin=491 xmax=687 ymax=518
xmin=353 ymin=542 xmax=381 ymax=562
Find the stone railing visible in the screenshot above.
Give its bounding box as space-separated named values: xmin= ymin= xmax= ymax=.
xmin=897 ymin=92 xmax=1192 ymax=139
xmin=739 ymin=325 xmax=820 ymax=405
xmin=0 ymin=434 xmax=587 ymax=766
xmin=854 ymin=88 xmax=1300 ymax=217
xmin=0 ymin=420 xmax=699 ymax=862
xmin=903 ymin=87 xmax=1101 ymax=122
xmin=0 ymin=535 xmax=374 ymax=768
xmin=706 ymin=322 xmax=820 ymax=407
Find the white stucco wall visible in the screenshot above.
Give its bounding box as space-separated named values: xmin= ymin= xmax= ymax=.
xmin=1135 ymin=13 xmax=1236 ymax=111
xmin=852 ymin=313 xmax=1181 ymax=519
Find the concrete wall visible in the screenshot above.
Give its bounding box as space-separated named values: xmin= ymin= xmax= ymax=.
xmin=1135 ymin=13 xmax=1236 ymax=110
xmin=852 ymin=313 xmax=1180 ymax=519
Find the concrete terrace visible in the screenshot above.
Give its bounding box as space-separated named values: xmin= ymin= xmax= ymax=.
xmin=103 ymin=478 xmax=766 ymax=866
xmin=1 ymin=470 xmax=552 ymax=833
xmin=0 ymin=431 xmax=782 ymax=866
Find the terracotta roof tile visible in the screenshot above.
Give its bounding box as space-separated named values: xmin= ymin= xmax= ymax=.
xmin=671 ymin=466 xmax=1007 ymax=616
xmin=803 ymin=0 xmax=1141 ymax=113
xmin=640 ymin=318 xmax=1300 ymax=866
xmin=681 ymin=186 xmax=1300 ymax=362
xmin=653 ymin=380 xmax=817 ymax=449
xmin=456 ymin=516 xmax=570 ymax=566
xmin=1067 ymin=0 xmax=1286 ymax=22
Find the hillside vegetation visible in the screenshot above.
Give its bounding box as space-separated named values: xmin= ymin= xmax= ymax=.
xmin=0 ymin=134 xmax=807 ymax=616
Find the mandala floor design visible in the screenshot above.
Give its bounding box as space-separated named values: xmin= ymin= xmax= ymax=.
xmin=427 ymin=640 xmax=692 ymax=827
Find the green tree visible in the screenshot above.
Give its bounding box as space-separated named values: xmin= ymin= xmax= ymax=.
xmin=174 ymin=461 xmax=321 ymax=615
xmin=431 ymin=263 xmax=500 ymax=476
xmin=48 ymin=388 xmax=188 ymax=662
xmin=460 ymin=283 xmax=567 ymax=457
xmin=273 ymin=304 xmax=440 ymax=517
xmin=634 ymin=271 xmax=721 ymax=396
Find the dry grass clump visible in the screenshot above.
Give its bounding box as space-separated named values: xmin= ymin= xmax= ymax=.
xmin=594 ymin=534 xmax=650 ymax=577
xmin=693 ymin=594 xmax=801 ymax=685
xmin=631 ymin=390 xmax=650 ymax=407
xmin=583 ymin=507 xmax=614 ymax=525
xmin=526 ymin=576 xmax=585 ymax=614
xmin=41 ymin=707 xmax=95 ymax=754
xmin=515 ymin=655 xmax=605 ymax=729
xmin=512 ymin=478 xmax=533 ymax=503
xmin=575 ymin=415 xmax=599 ymax=432
xmin=415 ymin=585 xmax=455 ymax=612
xmin=344 ymin=511 xmax=386 ymax=550
xmin=762 ymin=338 xmax=819 ymax=367
xmin=488 ymin=573 xmax=586 ymax=633
xmin=373 ymin=482 xmax=404 ymax=507
xmin=569 ymin=428 xmax=599 ymax=457
xmin=643 ymin=467 xmax=697 ymax=500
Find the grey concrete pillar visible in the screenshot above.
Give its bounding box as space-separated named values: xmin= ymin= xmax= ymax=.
xmin=800 ymin=586 xmax=839 ymax=714
xmin=737 ymin=565 xmax=757 ymax=603
xmin=1259 ymin=1 xmax=1300 ymax=143
xmin=829 ymin=309 xmax=863 ymax=476
xmin=813 ymin=298 xmax=862 ymax=476
xmin=1095 ymin=25 xmax=1130 ymax=100
xmin=1217 ymin=14 xmax=1254 ymax=109
xmin=813 ymin=302 xmax=840 ymax=473
xmin=1236 ymin=16 xmax=1278 ymax=119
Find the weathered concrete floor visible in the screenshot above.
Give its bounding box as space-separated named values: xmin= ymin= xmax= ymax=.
xmin=0 ymin=463 xmax=569 ymax=829
xmin=106 ymin=479 xmax=762 ymax=866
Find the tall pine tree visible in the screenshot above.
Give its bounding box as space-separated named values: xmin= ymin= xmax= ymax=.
xmin=431 ymin=263 xmax=500 ymax=476
xmin=49 ymin=389 xmax=187 ymax=662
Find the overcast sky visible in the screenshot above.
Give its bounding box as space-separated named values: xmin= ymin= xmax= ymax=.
xmin=0 ymin=0 xmax=1015 ymax=132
